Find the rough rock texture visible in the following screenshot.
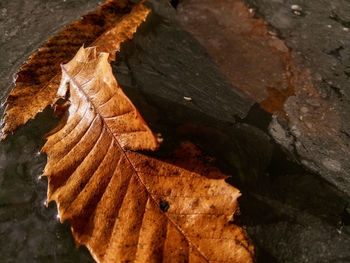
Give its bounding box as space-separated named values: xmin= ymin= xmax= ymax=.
xmin=0 ymin=0 xmax=350 ymax=262
xmin=244 ymin=0 xmax=350 ymax=199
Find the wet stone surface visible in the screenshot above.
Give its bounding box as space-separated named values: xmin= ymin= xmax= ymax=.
xmin=243 ymin=0 xmax=350 ymax=195
xmin=0 ymin=0 xmax=350 ymax=262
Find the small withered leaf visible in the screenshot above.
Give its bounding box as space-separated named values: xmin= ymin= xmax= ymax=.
xmin=1 ymin=0 xmax=150 ymax=140
xmin=41 ymin=47 xmax=254 ymax=263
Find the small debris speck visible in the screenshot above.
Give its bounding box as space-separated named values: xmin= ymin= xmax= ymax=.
xmin=293 ymin=10 xmax=302 ymax=16
xmin=343 ymin=27 xmax=349 ymax=32
xmin=291 ymin=4 xmax=302 ymax=11
xmin=184 ymin=96 xmax=192 ymax=101
xmin=156 ymin=133 xmax=163 ymax=143
xmin=159 ymin=200 xmax=170 ymax=212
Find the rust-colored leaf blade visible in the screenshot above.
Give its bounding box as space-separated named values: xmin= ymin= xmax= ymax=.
xmin=41 ymin=47 xmax=254 ymax=262
xmin=177 ymin=0 xmax=294 ymax=116
xmin=1 ymin=0 xmax=150 ymax=140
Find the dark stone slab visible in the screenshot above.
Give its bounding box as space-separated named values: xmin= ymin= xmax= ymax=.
xmin=0 ymin=0 xmax=349 ymax=262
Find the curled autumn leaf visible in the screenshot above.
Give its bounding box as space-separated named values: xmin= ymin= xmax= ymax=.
xmin=41 ymin=46 xmax=254 ymax=262
xmin=1 ymin=0 xmax=150 ymax=140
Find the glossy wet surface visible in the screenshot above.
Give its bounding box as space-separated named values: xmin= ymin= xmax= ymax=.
xmin=1 ymin=0 xmax=350 ymax=262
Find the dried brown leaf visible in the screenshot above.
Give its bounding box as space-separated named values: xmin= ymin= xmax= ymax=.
xmin=1 ymin=0 xmax=150 ymax=139
xmin=177 ymin=0 xmax=294 ymax=116
xmin=41 ymin=47 xmax=254 ymax=262
xmin=177 ymin=0 xmax=343 ymax=149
